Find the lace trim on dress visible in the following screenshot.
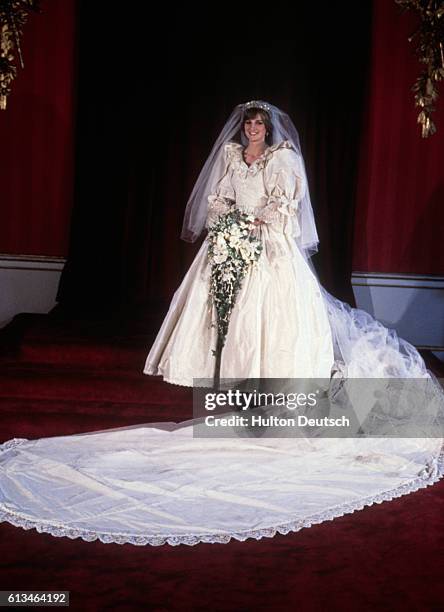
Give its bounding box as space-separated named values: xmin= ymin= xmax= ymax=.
xmin=225 ymin=140 xmax=293 ymax=178
xmin=206 ymin=195 xmax=234 ymax=228
xmin=1 ymin=437 xmax=442 ymax=547
xmin=257 ymin=194 xmax=299 ymax=224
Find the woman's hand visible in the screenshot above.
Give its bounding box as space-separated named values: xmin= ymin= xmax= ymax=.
xmin=252 ymin=217 xmax=265 ymax=226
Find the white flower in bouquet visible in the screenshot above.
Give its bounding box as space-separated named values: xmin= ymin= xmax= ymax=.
xmin=206 ymin=206 xmax=263 ymax=386
xmin=221 ymin=270 xmax=236 ymax=282
xmin=213 ymin=243 xmax=228 ymax=264
xmin=228 ymin=234 xmax=242 ymax=249
xmin=226 ymin=225 xmax=242 ymax=247
xmin=216 ymin=233 xmax=227 ymax=248
xmin=239 ymin=242 xmax=253 ymax=262
xmin=229 ymin=225 xmax=243 ymax=237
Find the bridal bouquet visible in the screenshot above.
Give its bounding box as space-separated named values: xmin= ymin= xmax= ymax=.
xmin=207 ymin=206 xmax=263 ymax=387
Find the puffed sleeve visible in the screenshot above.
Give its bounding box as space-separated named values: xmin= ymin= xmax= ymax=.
xmin=258 ymin=143 xmax=306 ymax=235
xmin=205 ymin=143 xmax=237 ymax=229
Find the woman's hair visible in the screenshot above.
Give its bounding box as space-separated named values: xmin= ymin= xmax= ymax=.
xmin=242 ymin=106 xmax=273 ymax=145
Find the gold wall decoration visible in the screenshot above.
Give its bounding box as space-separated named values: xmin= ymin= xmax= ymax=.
xmin=395 ymin=0 xmax=444 ymax=137
xmin=0 ymin=0 xmax=40 ymax=110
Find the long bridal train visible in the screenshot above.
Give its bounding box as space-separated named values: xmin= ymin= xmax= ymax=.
xmin=1 ymin=232 xmax=444 ymax=546
xmin=1 ymin=209 xmax=444 ymax=546
xmin=0 ymin=380 xmax=443 ymax=546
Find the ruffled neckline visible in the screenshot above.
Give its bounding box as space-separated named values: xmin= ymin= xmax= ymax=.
xmin=225 ymin=140 xmax=293 ymax=175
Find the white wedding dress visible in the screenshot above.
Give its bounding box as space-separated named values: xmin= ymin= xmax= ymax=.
xmin=1 ymin=141 xmax=443 ymax=547
xmin=144 ymin=141 xmax=334 ymax=384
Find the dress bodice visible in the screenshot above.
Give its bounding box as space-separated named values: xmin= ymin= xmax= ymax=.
xmin=231 ymin=168 xmax=268 ymax=214
xmin=206 ymin=140 xmax=306 ymax=234
xmin=224 ymin=142 xmax=278 ymax=215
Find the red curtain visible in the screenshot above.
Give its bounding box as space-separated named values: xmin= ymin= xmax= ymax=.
xmin=0 ymin=0 xmax=77 ymax=257
xmin=353 ymin=0 xmax=444 ymax=275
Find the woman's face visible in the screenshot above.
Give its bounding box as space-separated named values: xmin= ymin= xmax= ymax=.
xmin=244 ymin=113 xmax=267 ymax=145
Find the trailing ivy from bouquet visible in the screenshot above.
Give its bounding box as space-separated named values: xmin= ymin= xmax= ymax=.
xmin=207 ymin=206 xmax=263 ymax=389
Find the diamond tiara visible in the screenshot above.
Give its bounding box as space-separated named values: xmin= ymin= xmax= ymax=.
xmin=244 ymin=100 xmax=271 ymax=112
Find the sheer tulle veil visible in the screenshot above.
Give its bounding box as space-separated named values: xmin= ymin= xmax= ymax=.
xmin=181 ymin=101 xmax=319 ymax=261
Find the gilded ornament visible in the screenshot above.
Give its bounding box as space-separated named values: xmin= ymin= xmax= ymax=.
xmin=396 ymin=0 xmax=444 ymax=136
xmin=0 ymin=0 xmax=40 ymax=110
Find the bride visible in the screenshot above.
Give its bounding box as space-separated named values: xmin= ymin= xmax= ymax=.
xmin=144 ymin=100 xmax=334 ymax=384
xmin=144 ymin=100 xmax=436 ymax=385
xmin=0 ymin=101 xmax=443 ymax=547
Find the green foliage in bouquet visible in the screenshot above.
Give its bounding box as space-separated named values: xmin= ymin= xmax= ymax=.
xmin=207 ymin=206 xmax=263 ymax=388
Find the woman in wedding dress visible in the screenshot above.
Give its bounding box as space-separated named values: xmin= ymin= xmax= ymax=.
xmin=144 ymin=101 xmax=334 ymax=384
xmin=0 ymin=101 xmax=443 ymax=547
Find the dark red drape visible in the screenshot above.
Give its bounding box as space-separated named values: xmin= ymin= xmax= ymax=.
xmin=353 ymin=0 xmax=444 ymax=275
xmin=0 ymin=0 xmax=77 ymax=257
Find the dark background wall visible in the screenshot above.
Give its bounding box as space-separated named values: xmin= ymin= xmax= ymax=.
xmin=0 ymin=0 xmax=442 ymax=314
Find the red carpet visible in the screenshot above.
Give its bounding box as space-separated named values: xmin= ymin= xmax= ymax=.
xmin=1 ymin=310 xmax=443 ymax=611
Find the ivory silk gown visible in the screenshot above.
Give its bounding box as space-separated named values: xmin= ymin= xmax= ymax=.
xmin=143 ymin=140 xmax=334 ymax=385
